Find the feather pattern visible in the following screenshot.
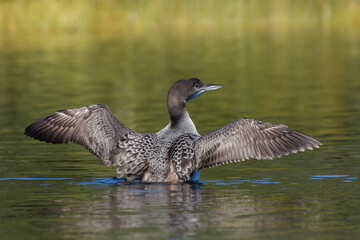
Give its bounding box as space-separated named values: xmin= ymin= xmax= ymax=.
xmin=170 ymin=134 xmax=200 ymax=181
xmin=25 ymin=104 xmax=135 ymax=166
xmin=114 ymin=133 xmax=155 ymax=179
xmin=194 ymin=118 xmax=322 ymax=169
xmin=24 ymin=79 xmax=322 ymax=183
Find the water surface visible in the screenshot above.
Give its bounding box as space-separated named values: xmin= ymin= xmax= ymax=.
xmin=1 ymin=31 xmax=359 ymax=239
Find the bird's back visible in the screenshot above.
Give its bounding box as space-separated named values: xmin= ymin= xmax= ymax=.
xmin=24 ymin=78 xmax=321 ymax=183
xmin=111 ymin=127 xmax=199 ymax=183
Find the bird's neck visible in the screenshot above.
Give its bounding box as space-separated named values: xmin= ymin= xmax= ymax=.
xmin=168 ymin=99 xmax=187 ymax=125
xmin=167 ymin=96 xmax=198 ymax=134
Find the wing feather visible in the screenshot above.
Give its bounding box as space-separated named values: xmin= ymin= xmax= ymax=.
xmin=195 ymin=118 xmax=321 ymax=169
xmin=25 ymin=104 xmax=135 ymax=166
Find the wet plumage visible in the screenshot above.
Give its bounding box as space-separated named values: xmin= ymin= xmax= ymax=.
xmin=25 ymin=78 xmax=321 ymax=183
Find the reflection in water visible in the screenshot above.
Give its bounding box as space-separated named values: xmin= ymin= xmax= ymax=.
xmin=48 ymin=180 xmax=283 ymax=238
xmin=1 ymin=175 xmax=359 ymax=239
xmin=57 ymin=178 xmax=337 ymax=238
xmin=58 ymin=183 xmax=203 ymax=238
xmin=54 ymin=180 xmax=301 ymax=238
xmin=1 ymin=21 xmax=360 ymax=239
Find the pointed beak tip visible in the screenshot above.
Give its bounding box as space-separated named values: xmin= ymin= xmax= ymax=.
xmin=205 ymin=84 xmax=224 ymax=91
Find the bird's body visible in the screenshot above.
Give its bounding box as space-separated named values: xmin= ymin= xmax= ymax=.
xmin=25 ymin=78 xmax=321 ymax=183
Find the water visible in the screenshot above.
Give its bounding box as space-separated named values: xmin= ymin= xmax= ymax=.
xmin=1 ymin=31 xmax=360 ymax=239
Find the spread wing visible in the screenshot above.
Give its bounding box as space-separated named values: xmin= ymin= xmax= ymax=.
xmin=194 ymin=118 xmax=321 ymax=169
xmin=25 ymin=104 xmax=136 ymax=166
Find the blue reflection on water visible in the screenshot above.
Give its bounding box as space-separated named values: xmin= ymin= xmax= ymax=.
xmin=76 ymin=178 xmax=126 ymax=186
xmin=1 ymin=175 xmax=356 ymax=188
xmin=311 ymin=175 xmax=349 ymax=178
xmin=202 ymin=174 xmax=357 ymax=186
xmin=203 ymin=178 xmax=281 ymax=186
xmin=309 ymin=175 xmax=356 ymax=182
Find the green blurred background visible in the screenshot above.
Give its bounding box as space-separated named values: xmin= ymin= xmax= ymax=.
xmin=1 ymin=0 xmax=359 ymax=36
xmin=1 ymin=1 xmax=360 ymax=239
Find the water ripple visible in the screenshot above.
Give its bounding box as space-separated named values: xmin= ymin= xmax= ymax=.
xmin=75 ymin=178 xmax=126 ymax=186
xmin=310 ymin=175 xmax=349 ymax=178
xmin=0 ymin=177 xmax=72 ymax=181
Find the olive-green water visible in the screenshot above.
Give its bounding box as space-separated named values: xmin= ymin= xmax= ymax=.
xmin=1 ymin=32 xmax=359 ymax=240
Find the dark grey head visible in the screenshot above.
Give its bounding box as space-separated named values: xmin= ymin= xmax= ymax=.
xmin=167 ymin=78 xmax=223 ymax=124
xmin=168 ymin=78 xmax=223 ymax=103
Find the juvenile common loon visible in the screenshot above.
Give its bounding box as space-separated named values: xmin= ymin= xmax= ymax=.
xmin=25 ymin=78 xmax=321 ymax=183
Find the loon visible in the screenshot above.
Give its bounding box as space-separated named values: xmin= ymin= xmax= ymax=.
xmin=25 ymin=78 xmax=321 ymax=183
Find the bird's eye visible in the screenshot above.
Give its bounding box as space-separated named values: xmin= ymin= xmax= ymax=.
xmin=194 ymin=83 xmax=199 ymax=89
